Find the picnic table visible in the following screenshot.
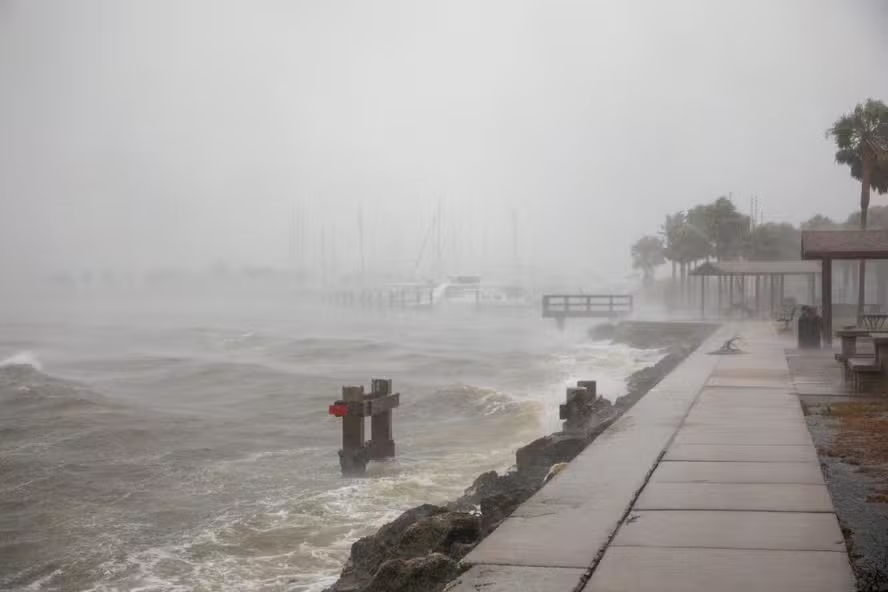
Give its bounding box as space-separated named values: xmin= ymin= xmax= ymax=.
xmin=837 ymin=328 xmax=888 ymax=391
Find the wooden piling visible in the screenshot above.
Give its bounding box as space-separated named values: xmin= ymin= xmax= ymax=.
xmin=368 ymin=378 xmax=396 ymax=459
xmin=560 ymin=381 xmax=598 ymax=434
xmin=576 ymin=380 xmax=597 ymax=396
xmin=339 ymin=385 xmax=368 ymax=476
xmin=330 ymin=379 xmax=401 ymax=476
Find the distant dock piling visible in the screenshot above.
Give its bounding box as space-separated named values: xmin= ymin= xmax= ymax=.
xmin=329 ymin=378 xmax=400 ymax=476
xmin=327 ymin=286 xmax=435 ymax=310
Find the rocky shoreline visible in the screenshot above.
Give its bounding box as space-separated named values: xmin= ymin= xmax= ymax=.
xmin=322 ymin=321 xmax=717 ymax=592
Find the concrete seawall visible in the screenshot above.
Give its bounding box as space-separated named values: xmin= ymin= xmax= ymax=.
xmin=447 ymin=323 xmax=856 ymax=592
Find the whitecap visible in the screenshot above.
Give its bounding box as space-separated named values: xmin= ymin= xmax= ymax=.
xmin=0 ymin=350 xmax=42 ymax=370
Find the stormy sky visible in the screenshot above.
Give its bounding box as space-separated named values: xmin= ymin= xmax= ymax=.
xmin=1 ymin=0 xmax=886 ymax=283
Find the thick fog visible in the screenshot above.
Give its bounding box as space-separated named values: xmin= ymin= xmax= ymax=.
xmin=1 ymin=0 xmax=886 ymax=285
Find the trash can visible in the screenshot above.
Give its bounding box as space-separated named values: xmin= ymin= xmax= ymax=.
xmin=798 ymin=306 xmax=822 ymax=349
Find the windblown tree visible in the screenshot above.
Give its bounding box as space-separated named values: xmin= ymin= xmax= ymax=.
xmin=661 ymin=212 xmax=687 ymax=290
xmin=846 ymin=205 xmax=888 ymax=308
xmin=661 ymin=212 xmax=711 ymax=302
xmin=828 ymin=99 xmax=888 ymax=321
xmin=801 ymin=214 xmax=839 ymax=230
xmin=746 ymin=222 xmax=801 ymax=261
xmin=689 ymin=197 xmax=750 ymax=261
xmin=631 ymin=235 xmax=665 ymax=285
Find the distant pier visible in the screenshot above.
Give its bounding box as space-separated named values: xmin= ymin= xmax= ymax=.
xmin=542 ymin=294 xmax=633 ymax=327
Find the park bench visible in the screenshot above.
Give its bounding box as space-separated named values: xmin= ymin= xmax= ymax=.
xmin=775 ymin=305 xmax=797 ymax=333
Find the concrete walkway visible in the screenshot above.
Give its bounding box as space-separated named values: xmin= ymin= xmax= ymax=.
xmin=447 ymin=323 xmax=855 ymax=592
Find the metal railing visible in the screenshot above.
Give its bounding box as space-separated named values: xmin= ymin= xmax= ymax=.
xmin=542 ymin=294 xmax=633 ymax=318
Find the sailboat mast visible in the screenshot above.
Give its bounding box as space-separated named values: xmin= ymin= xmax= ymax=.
xmin=358 ymin=205 xmax=366 ymax=285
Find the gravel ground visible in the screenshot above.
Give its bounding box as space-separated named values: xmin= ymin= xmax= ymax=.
xmin=805 ymin=405 xmax=888 ymax=589
xmin=787 ymin=346 xmax=888 ymax=590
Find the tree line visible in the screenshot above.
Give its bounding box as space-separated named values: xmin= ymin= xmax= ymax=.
xmin=632 ymin=97 xmax=888 ymax=318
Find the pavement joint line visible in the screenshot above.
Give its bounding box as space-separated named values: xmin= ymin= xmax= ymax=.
xmin=569 ymin=333 xmax=728 ymax=592
xmin=630 ymin=507 xmax=836 ymax=514
xmin=702 ymin=384 xmax=797 ymax=390
xmin=623 ymin=508 xmax=839 ymax=515
xmin=673 ymin=442 xmax=816 ymax=446
xmin=657 ymin=460 xmax=820 ymax=464
xmin=652 ymin=480 xmax=827 ymax=485
xmin=609 ymin=544 xmax=847 ymax=553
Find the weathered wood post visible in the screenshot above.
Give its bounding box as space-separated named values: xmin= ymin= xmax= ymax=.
xmin=336 ymin=385 xmax=368 ymax=476
xmin=560 ymin=381 xmax=597 ymax=434
xmin=329 ymin=379 xmax=401 ymax=476
xmin=368 ymin=378 xmax=397 ymax=460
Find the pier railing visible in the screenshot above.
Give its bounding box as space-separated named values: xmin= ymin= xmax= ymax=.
xmin=542 ymin=294 xmax=633 ymax=320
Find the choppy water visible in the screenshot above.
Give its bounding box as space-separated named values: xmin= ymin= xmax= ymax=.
xmin=0 ymin=287 xmax=659 ymax=591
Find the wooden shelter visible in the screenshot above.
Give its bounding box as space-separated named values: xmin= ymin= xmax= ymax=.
xmin=801 ymin=229 xmax=888 ymax=344
xmin=689 ymin=260 xmax=821 ymax=320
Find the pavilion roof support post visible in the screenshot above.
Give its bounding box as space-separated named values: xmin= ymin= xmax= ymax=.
xmin=808 ymin=273 xmax=816 ymax=306
xmin=717 ymin=276 xmax=723 ymax=318
xmin=755 ymin=275 xmax=761 ymax=317
xmin=700 ymin=275 xmax=705 ymax=319
xmin=822 ymin=259 xmax=833 ymax=345
xmin=858 ymin=258 xmax=867 ymax=326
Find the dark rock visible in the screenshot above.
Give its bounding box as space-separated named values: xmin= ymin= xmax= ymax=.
xmin=604 ymin=321 xmax=718 ymax=350
xmin=328 ymin=504 xmax=448 ymax=591
xmin=515 ymin=433 xmax=587 ymax=482
xmin=616 ymin=349 xmax=686 ymax=410
xmin=461 ymin=470 xmax=534 ymax=502
xmin=364 ymin=553 xmax=460 ymax=592
xmin=462 ymin=470 xmax=500 ymax=499
xmin=396 ymin=512 xmax=481 ymax=559
xmin=479 ymin=488 xmax=535 ymax=535
xmin=589 ymin=323 xmax=617 ymax=341
xmin=327 ymin=507 xmax=480 ymax=592
xmin=448 ymin=541 xmax=477 ymax=559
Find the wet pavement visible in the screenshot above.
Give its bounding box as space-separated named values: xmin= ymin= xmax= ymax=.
xmin=447 ymin=323 xmax=858 ymax=592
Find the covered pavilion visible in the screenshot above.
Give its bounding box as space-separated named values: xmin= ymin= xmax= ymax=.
xmin=689 ymin=260 xmax=821 ymax=320
xmin=801 ymin=229 xmax=888 ymax=344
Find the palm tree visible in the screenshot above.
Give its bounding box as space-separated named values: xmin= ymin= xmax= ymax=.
xmin=827 ymin=99 xmax=888 ymax=322
xmin=661 ymin=212 xmax=686 ymax=300
xmin=631 ymin=235 xmax=665 ymax=286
